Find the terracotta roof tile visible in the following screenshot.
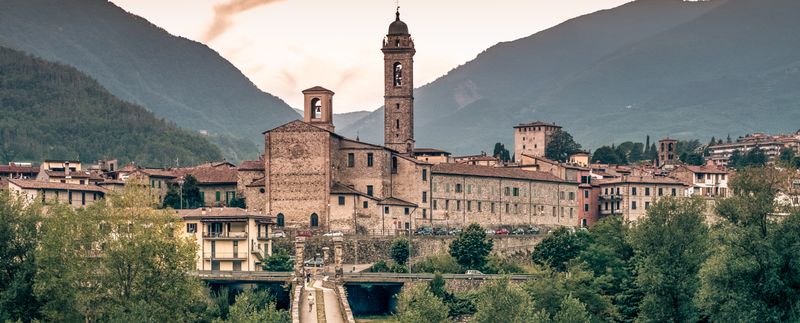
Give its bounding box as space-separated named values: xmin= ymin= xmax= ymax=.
xmin=238 ymin=160 xmax=265 ymax=171
xmin=432 ymin=163 xmax=571 ymax=183
xmin=378 ymin=197 xmax=417 ymax=207
xmin=594 ymin=176 xmax=687 ymax=186
xmin=7 ymin=179 xmax=108 ymax=193
xmin=0 ymin=165 xmax=39 ymax=174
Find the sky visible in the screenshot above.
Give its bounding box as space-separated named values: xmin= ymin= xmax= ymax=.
xmin=110 ymin=0 xmax=632 ymax=113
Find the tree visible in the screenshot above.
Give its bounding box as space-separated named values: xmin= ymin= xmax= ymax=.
xmin=391 ymin=238 xmax=411 ymax=266
xmin=449 ymin=223 xmax=493 ymax=270
xmin=546 ymin=130 xmax=583 ymax=162
xmin=779 ymin=147 xmax=795 ymax=164
xmin=162 ymin=183 xmax=182 ymax=209
xmin=395 ymin=284 xmax=450 ymax=323
xmin=591 ymin=146 xmax=621 ymax=164
xmin=473 ymin=277 xmax=534 ymax=323
xmin=627 ymin=198 xmax=708 ymax=323
xmin=525 ymin=267 xmax=617 ymax=322
xmin=262 ymin=248 xmax=294 ymax=272
xmin=182 ymin=174 xmax=204 ymax=208
xmin=553 ymin=295 xmax=592 ymax=323
xmin=215 ymin=289 xmax=289 ymax=323
xmin=681 ymin=152 xmax=704 ymax=166
xmin=532 ymin=227 xmax=589 ymax=272
xmin=745 ymin=147 xmax=768 ymax=167
xmin=493 ymin=143 xmax=511 ymax=162
xmin=729 ymin=149 xmax=744 ymax=168
xmin=34 ymin=186 xmax=210 ymax=322
xmin=0 ymin=191 xmax=42 ymax=322
xmin=697 ymin=167 xmax=800 ymax=322
xmin=644 ymin=135 xmax=651 ymax=157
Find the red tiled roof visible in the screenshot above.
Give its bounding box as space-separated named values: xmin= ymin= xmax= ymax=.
xmin=176 ymin=207 xmax=273 ymax=220
xmin=594 ymin=176 xmax=687 ymax=186
xmin=302 ymin=86 xmax=334 ymax=94
xmin=239 ymin=160 xmax=264 ymax=171
xmin=139 ymin=169 xmax=177 ymax=178
xmin=7 ymin=179 xmax=108 ymax=193
xmin=331 ymin=182 xmax=372 ymax=198
xmin=414 ymin=148 xmax=451 ymax=154
xmin=0 ymin=165 xmax=39 ymax=174
xmin=682 ymin=165 xmax=729 ymax=175
xmin=514 ymin=121 xmax=562 ymax=129
xmin=378 ymin=197 xmax=417 ymax=207
xmin=432 ymin=163 xmax=570 ymax=183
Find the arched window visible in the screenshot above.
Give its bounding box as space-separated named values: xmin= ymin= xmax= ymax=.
xmin=393 ymin=62 xmax=403 ymax=86
xmin=277 ymin=213 xmax=285 ymax=227
xmin=311 ymin=98 xmax=322 ymax=119
xmin=310 ymin=213 xmax=319 ymax=227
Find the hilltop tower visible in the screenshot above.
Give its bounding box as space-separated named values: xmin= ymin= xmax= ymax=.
xmin=382 ymin=9 xmax=416 ymax=154
xmin=302 ymin=86 xmax=335 ymax=132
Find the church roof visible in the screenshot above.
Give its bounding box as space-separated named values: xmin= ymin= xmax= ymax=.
xmin=302 ymin=86 xmax=334 ymax=94
xmin=388 ymin=10 xmax=409 ymax=35
xmin=432 ymin=163 xmax=571 ymax=183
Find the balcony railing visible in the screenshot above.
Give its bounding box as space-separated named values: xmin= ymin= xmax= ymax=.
xmin=599 ymin=194 xmax=623 ymax=200
xmin=203 ymin=231 xmax=248 ymax=239
xmin=600 ymin=209 xmax=623 ymax=215
xmin=204 ymin=252 xmax=247 ymax=260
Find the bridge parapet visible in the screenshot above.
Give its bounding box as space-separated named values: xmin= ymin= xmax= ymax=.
xmin=192 ymin=270 xmax=293 ymax=282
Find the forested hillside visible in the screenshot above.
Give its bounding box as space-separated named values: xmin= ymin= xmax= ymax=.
xmin=0 ymin=46 xmax=222 ymax=166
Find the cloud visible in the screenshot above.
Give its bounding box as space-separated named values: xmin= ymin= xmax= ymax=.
xmin=202 ymin=0 xmax=284 ymax=42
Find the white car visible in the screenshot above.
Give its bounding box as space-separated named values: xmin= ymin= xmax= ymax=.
xmin=323 ymin=231 xmax=343 ymax=237
xmin=271 ymin=231 xmax=287 ymax=238
xmin=465 ymin=270 xmax=483 ymax=275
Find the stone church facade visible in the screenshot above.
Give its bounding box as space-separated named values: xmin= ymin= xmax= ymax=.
xmin=241 ymin=11 xmax=579 ymax=234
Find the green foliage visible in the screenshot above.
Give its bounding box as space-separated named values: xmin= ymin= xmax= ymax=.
xmin=395 ymin=284 xmax=450 ymax=323
xmin=730 ymin=148 xmax=768 ymax=168
xmin=532 ymin=227 xmax=589 ymax=272
xmin=214 ymin=289 xmax=289 ymax=323
xmin=483 ymin=255 xmax=525 ymax=274
xmin=370 ymin=260 xmax=391 ymax=273
xmin=473 ymin=277 xmax=534 ymax=323
xmin=525 ymin=267 xmax=617 ymax=322
xmin=390 ymin=238 xmax=411 ymax=265
xmin=263 ymin=248 xmax=293 ymax=272
xmin=428 ymin=272 xmax=476 ymax=317
xmin=553 ymin=295 xmax=592 ymax=323
xmin=591 ymin=146 xmax=621 ymax=164
xmin=449 ymin=223 xmax=493 ymax=270
xmin=33 ymin=186 xmax=210 ymax=322
xmin=545 ymin=130 xmax=583 ymax=162
xmin=697 ymin=167 xmax=800 ymax=322
xmin=681 ymin=152 xmax=705 ymax=166
xmin=493 ymin=143 xmax=512 ymax=162
xmin=0 ymin=191 xmax=42 ymax=322
xmin=628 ymin=197 xmax=708 ymax=322
xmin=183 ymin=175 xmax=204 ymax=209
xmin=0 ymin=46 xmax=222 ymax=166
xmin=411 ymin=253 xmax=462 ymax=274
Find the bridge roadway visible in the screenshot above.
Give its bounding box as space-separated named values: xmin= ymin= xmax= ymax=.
xmin=192 ymin=270 xmax=538 ymax=284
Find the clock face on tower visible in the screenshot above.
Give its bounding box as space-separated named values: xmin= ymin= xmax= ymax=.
xmin=289 ymin=143 xmax=308 ymax=159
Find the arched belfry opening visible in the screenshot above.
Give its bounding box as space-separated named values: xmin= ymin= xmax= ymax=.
xmin=311 ymin=98 xmax=322 ymax=119
xmin=393 ymin=62 xmax=403 ymax=86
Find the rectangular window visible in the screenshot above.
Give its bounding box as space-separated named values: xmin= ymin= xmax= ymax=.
xmin=467 ymin=185 xmax=472 ymax=194
xmin=422 ymin=169 xmax=427 ymax=181
xmin=513 ymin=187 xmax=519 ymax=197
xmin=584 ymin=190 xmax=589 ymax=198
xmin=391 ymin=157 xmax=398 ymax=174
xmin=560 ymin=191 xmax=565 ymax=200
xmin=467 ymin=201 xmax=472 ymax=212
xmin=384 ymin=206 xmax=390 ymax=214
xmin=505 ymin=203 xmax=510 ymax=213
xmin=200 ymin=192 xmax=205 ymax=204
xmin=632 ymin=187 xmax=637 ymax=196
xmin=504 ymin=187 xmax=510 ymax=196
xmin=215 ymin=191 xmax=221 ymax=202
xmin=422 ymin=209 xmax=427 ymax=219
xmin=514 ymin=203 xmax=519 ymax=214
xmin=632 ymin=201 xmax=637 ymax=210
xmin=348 ymin=153 xmax=355 ymax=167
xmin=645 ymin=202 xmax=650 ymax=209
xmin=478 ymin=201 xmax=482 ymax=212
xmin=584 ymin=204 xmax=589 ymax=212
xmin=404 ymin=208 xmax=410 ymax=215
xmin=433 ymin=183 xmax=437 ymax=192
xmin=338 ymin=196 xmax=345 ymax=205
xmin=68 ymin=191 xmax=73 ymax=204
xmin=455 ymin=184 xmax=462 ymax=193
xmin=433 ymin=200 xmax=437 ymax=210
xmin=157 ymin=180 xmax=161 ymax=189
xmin=552 ymin=206 xmax=557 ymax=217
xmin=569 ymin=192 xmax=575 ymax=201
xmin=491 ymin=202 xmax=496 ymax=213
xmin=645 ymin=187 xmax=651 ymax=196
xmin=81 ymin=192 xmax=86 ymax=206
xmin=445 ymin=200 xmax=449 ymax=210
xmin=569 ymin=208 xmax=573 ymax=218
xmin=363 ymin=201 xmax=369 ymax=209
xmin=456 ymin=200 xmax=461 ymax=211
xmin=80 ymin=180 xmax=85 ymax=185
xmin=366 ymin=153 xmax=374 ymax=167
xmin=186 ymin=223 xmax=197 ymax=233
xmin=446 ymin=183 xmax=450 ymax=193
xmin=422 ymin=191 xmax=427 ymax=203
xmin=672 ymin=188 xmax=677 ymax=196
xmin=151 ymin=179 xmax=155 ymax=188
xmin=367 ymin=185 xmax=374 ymax=196
xmin=658 ymin=188 xmax=664 ymax=196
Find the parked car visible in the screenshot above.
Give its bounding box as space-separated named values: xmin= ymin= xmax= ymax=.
xmin=415 ymin=227 xmax=434 ymax=236
xmin=271 ymin=231 xmax=287 ymax=238
xmin=511 ymin=228 xmax=526 ymax=235
xmin=448 ymin=228 xmax=462 ymax=236
xmin=303 ymin=257 xmax=324 ymax=267
xmin=297 ymin=230 xmax=313 ymax=237
xmin=434 ymin=227 xmax=449 ymax=236
xmin=465 ymin=270 xmax=483 ymax=275
xmin=495 ymin=228 xmax=510 ymax=235
xmin=526 ymin=226 xmax=541 ymax=235
xmin=485 ymin=229 xmax=496 ymax=235
xmin=323 ymin=231 xmax=343 ymax=237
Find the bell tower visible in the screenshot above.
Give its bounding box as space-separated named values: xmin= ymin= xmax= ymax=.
xmin=302 ymin=86 xmax=335 ymax=132
xmin=382 ymin=9 xmax=415 ymax=154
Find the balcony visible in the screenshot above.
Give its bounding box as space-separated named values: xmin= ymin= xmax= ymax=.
xmin=203 ymin=231 xmax=248 ymax=240
xmin=600 ymin=209 xmax=623 ymax=216
xmin=203 ymin=252 xmax=247 ymax=260
xmin=599 ymin=194 xmax=623 ymax=200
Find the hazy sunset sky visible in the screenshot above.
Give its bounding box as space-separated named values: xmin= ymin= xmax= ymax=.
xmin=111 ymin=0 xmax=632 ymax=112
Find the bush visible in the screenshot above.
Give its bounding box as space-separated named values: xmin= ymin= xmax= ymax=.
xmin=395 ymin=284 xmax=450 ymax=323
xmin=411 ymin=253 xmax=462 ymax=274
xmin=370 ymin=260 xmax=391 ymax=273
xmin=449 ymin=224 xmax=493 ymax=270
xmin=391 ymin=263 xmax=409 ymax=273
xmin=483 ymin=255 xmax=524 ymax=274
xmin=391 ymin=238 xmax=411 ymax=265
xmin=262 ymin=248 xmax=293 ymax=272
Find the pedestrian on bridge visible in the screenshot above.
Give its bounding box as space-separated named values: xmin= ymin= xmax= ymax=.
xmin=307 ymin=292 xmax=314 ymax=312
